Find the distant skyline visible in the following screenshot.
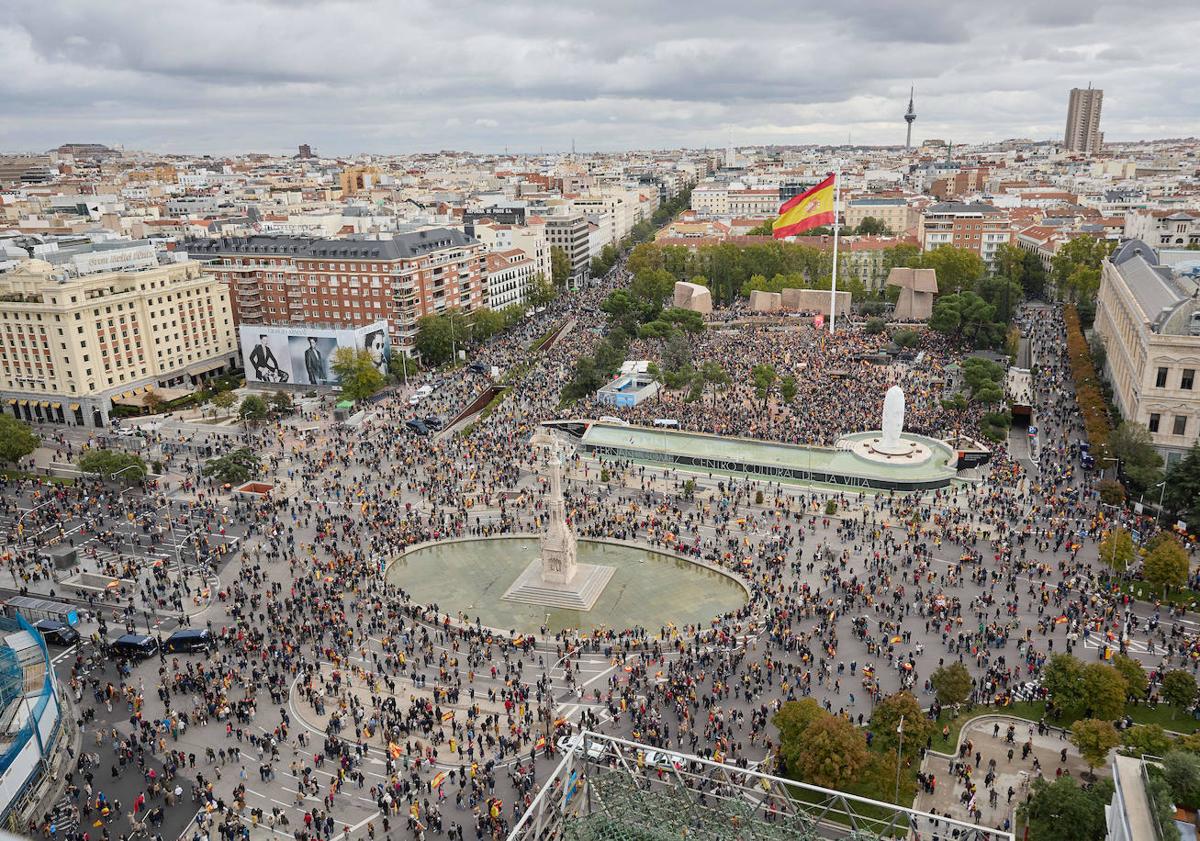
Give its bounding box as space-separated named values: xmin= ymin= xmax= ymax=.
xmin=4 ymin=0 xmax=1200 ymax=156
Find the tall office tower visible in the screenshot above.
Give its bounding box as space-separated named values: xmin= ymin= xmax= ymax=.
xmin=904 ymin=87 xmax=916 ymax=149
xmin=1064 ymin=86 xmax=1104 ymax=154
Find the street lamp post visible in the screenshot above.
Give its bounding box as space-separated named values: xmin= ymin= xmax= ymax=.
xmin=894 ymin=716 xmax=905 ymax=804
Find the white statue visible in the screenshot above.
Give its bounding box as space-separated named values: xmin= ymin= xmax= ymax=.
xmin=880 ymin=385 xmax=905 ymax=451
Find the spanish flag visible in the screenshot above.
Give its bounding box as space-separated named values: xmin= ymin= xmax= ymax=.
xmin=772 ymin=174 xmax=836 ymax=239
xmin=431 ymin=771 xmax=448 ymax=788
xmin=389 ymin=742 xmax=404 ymax=759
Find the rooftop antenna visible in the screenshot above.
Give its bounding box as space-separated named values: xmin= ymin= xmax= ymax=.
xmin=904 ymin=86 xmax=917 ymax=150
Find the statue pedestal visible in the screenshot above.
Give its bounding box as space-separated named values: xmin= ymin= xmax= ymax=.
xmin=502 ymin=558 xmax=615 ymax=611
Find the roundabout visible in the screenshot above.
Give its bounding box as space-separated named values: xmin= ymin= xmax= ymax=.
xmin=384 ymin=534 xmax=750 ymax=635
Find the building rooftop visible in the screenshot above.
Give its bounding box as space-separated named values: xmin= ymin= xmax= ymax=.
xmin=926 ymin=201 xmax=1003 ymax=215
xmin=1110 ymin=239 xmax=1200 ymax=334
xmin=182 ymin=228 xmax=477 ymax=260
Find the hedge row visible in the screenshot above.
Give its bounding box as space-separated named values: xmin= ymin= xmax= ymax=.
xmin=1064 ymin=304 xmax=1112 ymax=459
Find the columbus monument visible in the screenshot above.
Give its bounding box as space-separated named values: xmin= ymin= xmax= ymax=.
xmin=502 ymin=430 xmax=615 ymax=610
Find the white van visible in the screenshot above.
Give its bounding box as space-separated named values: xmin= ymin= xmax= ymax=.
xmin=408 ymin=384 xmax=435 ymax=406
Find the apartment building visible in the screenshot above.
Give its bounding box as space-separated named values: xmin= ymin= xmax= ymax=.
xmin=0 ymin=248 xmax=237 ymax=428
xmin=929 ymin=167 xmax=991 ymax=201
xmin=1064 ymin=87 xmax=1104 ymax=155
xmin=544 ymin=214 xmax=590 ymax=288
xmin=485 ymin=250 xmax=536 ymax=310
xmin=468 ymin=219 xmax=549 ymax=280
xmin=690 ymin=185 xmax=729 ymax=216
xmin=727 ymin=188 xmax=780 ymax=218
xmin=919 ymin=201 xmax=1012 ymax=264
xmin=1123 ymin=209 xmax=1200 ymax=248
xmin=184 ymin=229 xmax=486 ymax=354
xmin=844 ymin=197 xmax=916 ymax=234
xmin=1094 ymin=239 xmax=1200 ymax=464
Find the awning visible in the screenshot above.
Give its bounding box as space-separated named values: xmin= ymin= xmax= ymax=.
xmin=50 ymin=403 xmax=61 ymax=410
xmin=187 ymin=359 xmax=224 ymax=376
xmin=5 ymin=399 xmax=14 ymax=406
xmin=38 ymin=401 xmax=49 ymax=408
xmin=68 ymin=403 xmax=80 ymax=412
xmin=18 ymin=400 xmax=28 ymax=407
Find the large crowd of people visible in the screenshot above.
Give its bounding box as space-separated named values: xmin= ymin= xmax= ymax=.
xmin=7 ymin=257 xmax=1196 ymax=841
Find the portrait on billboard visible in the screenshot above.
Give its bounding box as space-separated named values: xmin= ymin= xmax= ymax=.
xmin=362 ymin=327 xmax=390 ymax=376
xmin=288 ymin=335 xmax=338 ymax=385
xmin=246 ymin=332 xmax=291 ymax=383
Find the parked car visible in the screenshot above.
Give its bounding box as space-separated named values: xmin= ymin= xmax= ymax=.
xmin=163 ymin=629 xmax=213 ymax=653
xmin=405 ymin=419 xmax=429 ymax=436
xmin=34 ymin=619 xmax=80 ymax=646
xmin=424 ymin=416 xmax=445 ymax=431
xmin=467 ymin=362 xmax=488 ymax=374
xmin=110 ymin=633 xmax=158 ymax=660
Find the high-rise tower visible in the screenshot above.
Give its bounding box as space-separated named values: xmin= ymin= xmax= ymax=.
xmin=1064 ymin=85 xmax=1104 ymax=154
xmin=904 ymin=87 xmax=916 ymax=149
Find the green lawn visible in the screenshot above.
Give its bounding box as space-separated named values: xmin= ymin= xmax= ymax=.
xmin=1118 ymin=581 xmax=1200 ymax=611
xmin=934 ymin=700 xmax=1200 ymax=740
xmin=0 ymin=469 xmax=75 ymax=486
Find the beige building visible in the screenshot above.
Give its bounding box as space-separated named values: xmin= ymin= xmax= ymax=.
xmin=1094 ymin=239 xmax=1200 ymax=464
xmin=1064 ymin=86 xmax=1104 ymax=155
xmin=0 ymin=248 xmax=237 ymax=428
xmin=844 ymin=197 xmax=916 ymax=234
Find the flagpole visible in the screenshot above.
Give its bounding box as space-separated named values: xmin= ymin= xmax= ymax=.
xmin=829 ymin=165 xmax=841 ymax=335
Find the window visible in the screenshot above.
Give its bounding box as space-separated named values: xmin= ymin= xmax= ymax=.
xmin=1184 ymin=369 xmax=1195 ymax=390
xmin=1149 ymin=413 xmax=1161 ymax=433
xmin=1174 ymin=415 xmax=1188 ymax=436
xmin=1156 ymin=367 xmax=1169 ymax=388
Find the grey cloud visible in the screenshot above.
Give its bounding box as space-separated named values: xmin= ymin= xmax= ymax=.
xmin=1 ymin=0 xmax=1199 ymax=153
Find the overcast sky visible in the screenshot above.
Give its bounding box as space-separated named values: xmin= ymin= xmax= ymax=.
xmin=4 ymin=0 xmax=1199 ymax=156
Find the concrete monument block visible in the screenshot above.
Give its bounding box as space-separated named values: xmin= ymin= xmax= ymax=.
xmin=887 ymin=268 xmax=938 ymax=321
xmin=672 ymin=281 xmax=712 ymax=315
xmin=749 ymin=290 xmax=783 ymax=312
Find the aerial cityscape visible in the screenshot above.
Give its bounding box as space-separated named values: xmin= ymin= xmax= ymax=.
xmin=2 ymin=4 xmax=1200 ymax=841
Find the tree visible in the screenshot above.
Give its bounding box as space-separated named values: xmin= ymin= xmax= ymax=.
xmin=1082 ymin=662 xmax=1130 ymax=721
xmin=977 ymin=273 xmax=1023 ymax=324
xmin=1070 ymin=718 xmax=1120 ymax=774
xmin=1051 ymin=236 xmax=1115 ymax=301
xmin=470 ymin=308 xmax=506 ymax=342
xmin=1144 ymin=537 xmax=1189 ymax=594
xmin=930 ymin=291 xmax=1004 ymax=348
xmin=238 ymin=394 xmax=268 ymax=425
xmin=1043 ymin=653 xmax=1086 ymax=714
xmin=960 ymin=356 xmax=1006 ymax=401
xmin=414 ymin=314 xmax=455 ymax=367
xmin=773 ymin=698 xmax=828 ymax=775
xmin=270 ymin=390 xmax=293 ymax=415
xmin=792 ymin=715 xmax=870 ymax=790
xmin=1111 ymin=653 xmax=1148 ymax=702
xmin=1019 ymin=776 xmax=1113 ymax=841
xmin=1021 ymin=249 xmax=1048 ymax=299
xmin=212 ymin=390 xmax=237 ymax=412
xmin=0 ymin=415 xmax=39 ymax=466
xmin=1162 ymin=670 xmax=1198 ymax=717
xmin=891 ymin=328 xmax=920 ymax=348
xmin=77 ymin=449 xmax=146 ymax=481
xmin=918 ymin=245 xmax=985 ymax=295
xmin=930 ymin=662 xmax=973 ymax=706
xmin=330 ymin=347 xmax=386 ymax=402
xmin=1099 ymin=527 xmax=1135 ymax=573
xmin=855 ymin=216 xmax=892 ymax=236
xmin=882 ymin=243 xmax=921 ymax=273
xmin=751 ymin=364 xmax=776 ymax=405
xmin=1162 ymin=751 xmax=1200 ymax=810
xmin=1120 ymin=724 xmax=1172 ymax=758
xmin=202 ymin=447 xmax=260 ymax=486
xmin=527 ymin=274 xmax=556 ymax=309
xmin=1109 ymin=421 xmax=1164 ymax=494
xmin=660 ymin=307 xmax=706 ymax=334
xmin=699 ymin=361 xmax=729 ymax=406
xmin=550 ymin=246 xmax=571 ymax=288
xmin=1098 ymin=479 xmax=1126 ymax=506
xmin=864 ymin=317 xmax=886 ymax=335
xmin=779 ymin=375 xmax=797 ymax=404
xmin=869 ymin=692 xmax=932 ymax=762
xmin=142 ymin=388 xmax=165 ymax=415
xmin=746 ymin=222 xmax=774 ymax=236
xmin=1163 ymin=442 xmax=1200 ymax=532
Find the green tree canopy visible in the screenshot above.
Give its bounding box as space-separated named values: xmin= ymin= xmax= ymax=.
xmin=330 ymin=347 xmax=386 ymax=402
xmin=1052 ymin=236 xmax=1116 ymax=301
xmin=550 ymin=245 xmax=571 ymax=287
xmin=1082 ymin=662 xmax=1131 ymax=721
xmin=1163 ymin=670 xmax=1199 ymax=717
xmin=470 ymin=307 xmax=506 ymax=342
xmin=778 ymin=374 xmax=797 ymax=404
xmin=1070 ymin=718 xmax=1120 ymax=772
xmin=930 ymin=662 xmax=973 ymax=706
xmin=891 ymin=328 xmax=920 ymax=348
xmin=0 ymin=415 xmax=39 ymax=466
xmin=918 ymin=245 xmax=985 ymax=294
xmin=1111 ymin=653 xmax=1148 ymax=701
xmin=414 ymin=314 xmax=455 ymax=367
xmin=270 ymin=390 xmax=293 ymax=414
xmin=238 ymin=394 xmax=268 ymax=424
xmin=1163 ymin=442 xmax=1200 ymax=531
xmin=211 ymin=390 xmax=237 ymax=411
xmin=1120 ymin=724 xmax=1172 ymax=758
xmin=1099 ymin=527 xmax=1136 ymax=572
xmin=977 ymin=273 xmax=1023 ymax=324
xmin=1163 ymin=751 xmax=1200 ymax=810
xmin=201 ymin=447 xmax=260 ymax=486
xmin=751 ymin=364 xmax=777 ymax=404
xmin=77 ymin=449 xmax=146 ymax=481
xmin=869 ymin=692 xmax=932 ymax=762
xmin=792 ymin=714 xmax=870 ymax=790
xmin=527 ymin=274 xmax=557 ymax=309
xmin=930 ymin=291 xmax=1004 ymax=349
xmin=1143 ymin=536 xmax=1189 ymax=593
xmin=1109 ymin=421 xmax=1164 ymax=494
xmin=1019 ymin=775 xmax=1113 ymax=841
xmin=1044 ymin=653 xmax=1087 ymax=714
xmin=855 ymin=216 xmax=892 ymax=236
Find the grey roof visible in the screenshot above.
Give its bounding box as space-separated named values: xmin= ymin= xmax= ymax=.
xmin=182 ymin=228 xmax=477 ymax=260
xmin=1110 ymin=239 xmax=1189 ymax=329
xmin=926 ymin=201 xmax=1002 ymax=215
xmin=849 ymin=197 xmax=906 ymax=206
